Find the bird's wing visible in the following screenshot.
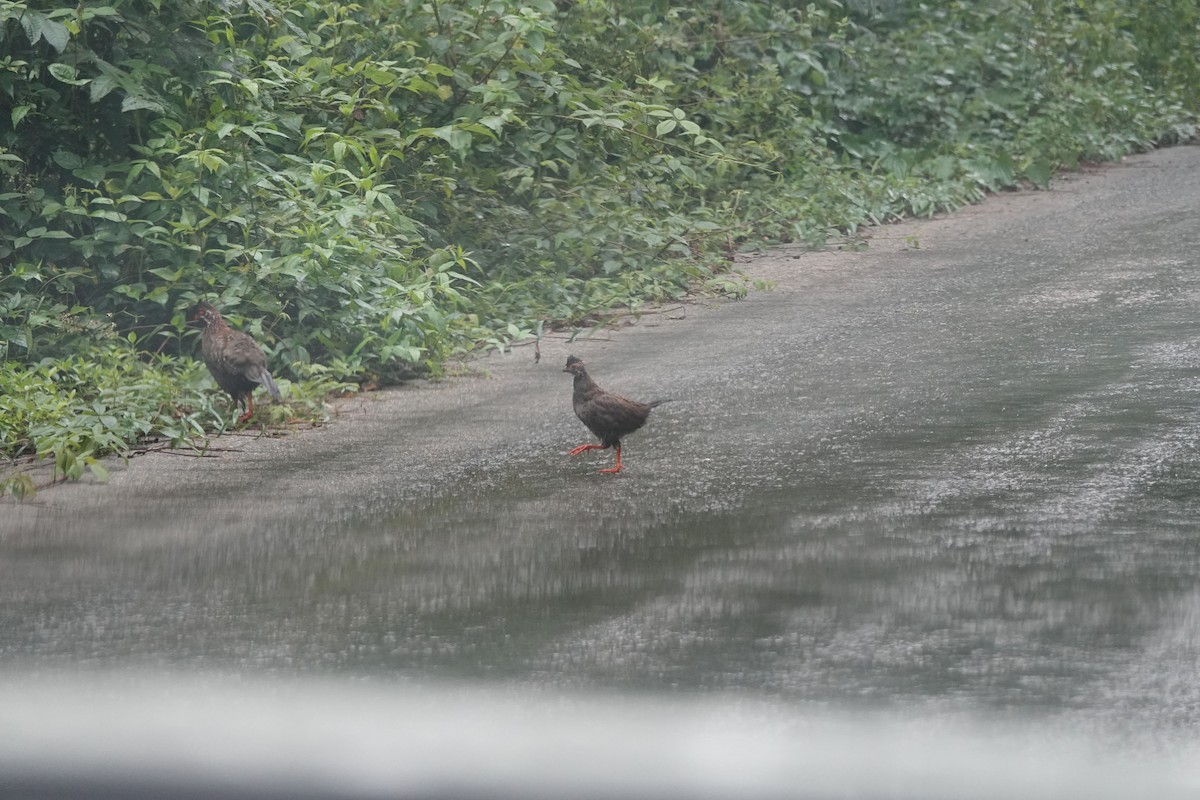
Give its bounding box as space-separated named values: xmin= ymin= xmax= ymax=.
xmin=221 ymin=331 xmax=269 ymax=374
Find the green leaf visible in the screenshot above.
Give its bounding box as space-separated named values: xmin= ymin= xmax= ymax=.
xmin=74 ymin=165 xmax=107 ymax=185
xmin=39 ymin=18 xmax=70 ymax=51
xmin=1023 ymin=159 xmax=1053 ymax=188
xmin=121 ymin=94 xmax=164 ymax=113
xmin=52 ymin=150 xmax=83 ymax=169
xmin=430 ymin=126 xmax=473 ymax=152
xmin=49 ymin=63 xmax=89 ymax=86
xmin=90 ymin=74 xmax=119 ymax=102
xmin=11 ymin=105 xmax=32 ymax=128
xmin=363 ymin=66 xmax=395 ymax=85
xmin=21 ymin=12 xmax=69 ymax=52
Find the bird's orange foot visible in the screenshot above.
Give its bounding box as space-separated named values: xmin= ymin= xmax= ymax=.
xmin=598 ymin=465 xmax=622 ymax=474
xmin=568 ymin=443 xmax=604 ymax=456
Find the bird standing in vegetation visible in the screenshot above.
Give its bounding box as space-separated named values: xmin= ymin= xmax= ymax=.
xmin=563 ymin=355 xmax=668 ymax=474
xmin=192 ymin=301 xmax=281 ymax=423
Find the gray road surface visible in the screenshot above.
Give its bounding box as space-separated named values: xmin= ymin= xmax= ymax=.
xmin=3 ymin=147 xmax=1200 ymax=796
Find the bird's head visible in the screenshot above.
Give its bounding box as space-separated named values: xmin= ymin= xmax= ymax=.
xmin=190 ymin=301 xmax=222 ymax=329
xmin=563 ymin=355 xmax=587 ymax=377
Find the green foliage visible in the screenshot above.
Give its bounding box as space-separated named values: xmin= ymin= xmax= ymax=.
xmin=1 ymin=343 xmax=208 ymax=483
xmin=0 ymin=0 xmax=1196 ymax=490
xmin=0 ymin=335 xmax=347 ymax=487
xmin=825 ymin=1 xmax=1196 ymax=189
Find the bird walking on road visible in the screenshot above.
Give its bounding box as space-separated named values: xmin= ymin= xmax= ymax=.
xmin=563 ymin=355 xmax=668 ymax=474
xmin=192 ymin=301 xmax=282 ymax=423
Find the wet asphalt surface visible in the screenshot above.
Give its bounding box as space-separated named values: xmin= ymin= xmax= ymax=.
xmin=3 ymin=146 xmax=1200 ymax=756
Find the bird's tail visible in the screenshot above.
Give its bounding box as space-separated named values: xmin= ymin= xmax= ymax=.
xmin=648 ymin=398 xmax=672 ymax=408
xmin=257 ymin=369 xmax=282 ymax=401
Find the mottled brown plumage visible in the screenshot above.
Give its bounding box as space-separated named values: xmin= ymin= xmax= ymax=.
xmin=192 ymin=301 xmax=281 ymax=423
xmin=563 ymin=355 xmax=668 ymax=473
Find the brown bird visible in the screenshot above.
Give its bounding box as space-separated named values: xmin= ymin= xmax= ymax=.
xmin=563 ymin=355 xmax=668 ymax=474
xmin=192 ymin=301 xmax=282 ymax=423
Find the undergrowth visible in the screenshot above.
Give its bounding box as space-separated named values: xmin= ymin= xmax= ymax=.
xmin=0 ymin=340 xmax=353 ymax=498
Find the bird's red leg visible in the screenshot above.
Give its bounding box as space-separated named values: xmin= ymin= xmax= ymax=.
xmin=598 ymin=445 xmax=623 ymax=474
xmin=237 ymin=394 xmax=255 ymax=423
xmin=568 ymin=443 xmax=607 ymax=456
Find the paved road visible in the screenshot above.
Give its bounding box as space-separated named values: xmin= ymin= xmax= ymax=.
xmin=3 ymin=147 xmax=1200 ymax=789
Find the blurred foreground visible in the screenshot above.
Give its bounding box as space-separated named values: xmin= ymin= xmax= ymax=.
xmin=2 ymin=674 xmax=1197 ymax=800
